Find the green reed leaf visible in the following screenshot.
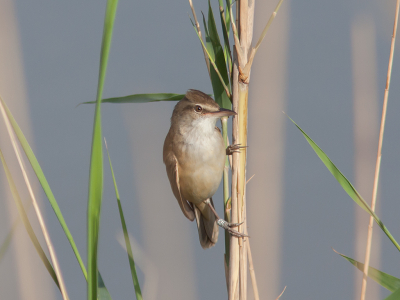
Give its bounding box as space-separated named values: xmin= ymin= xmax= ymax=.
xmin=0 ymin=96 xmax=87 ymax=279
xmin=207 ymin=0 xmax=231 ymax=109
xmin=105 ymin=141 xmax=143 ymax=300
xmin=334 ymin=249 xmax=400 ymax=292
xmin=87 ymin=0 xmax=119 ymax=299
xmin=289 ymin=116 xmax=400 ymax=252
xmin=82 ymin=93 xmax=185 ymax=105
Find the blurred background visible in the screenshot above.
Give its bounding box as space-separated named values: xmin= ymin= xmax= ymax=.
xmin=0 ymin=0 xmax=399 ymax=299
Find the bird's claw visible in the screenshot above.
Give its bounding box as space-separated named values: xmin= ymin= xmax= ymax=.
xmin=227 ymin=221 xmax=244 ymax=227
xmin=217 ymin=219 xmax=248 ymax=238
xmin=226 ymin=144 xmax=247 ymax=155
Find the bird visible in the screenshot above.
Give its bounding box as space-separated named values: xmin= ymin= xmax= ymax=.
xmin=163 ymin=89 xmax=243 ymax=249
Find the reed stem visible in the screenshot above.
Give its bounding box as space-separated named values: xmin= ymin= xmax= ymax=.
xmin=360 ymin=1 xmax=400 ymax=299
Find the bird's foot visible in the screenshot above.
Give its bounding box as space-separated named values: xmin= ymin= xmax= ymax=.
xmin=226 ymin=144 xmax=247 ymax=155
xmin=217 ymin=219 xmax=248 ymax=238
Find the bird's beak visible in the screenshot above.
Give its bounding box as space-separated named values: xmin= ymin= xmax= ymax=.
xmin=206 ymin=108 xmax=237 ymax=118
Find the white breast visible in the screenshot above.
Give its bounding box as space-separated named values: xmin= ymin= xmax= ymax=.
xmin=178 ymin=117 xmax=225 ymax=204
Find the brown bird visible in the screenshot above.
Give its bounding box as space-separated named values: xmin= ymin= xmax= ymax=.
xmin=163 ymin=89 xmax=243 ymax=249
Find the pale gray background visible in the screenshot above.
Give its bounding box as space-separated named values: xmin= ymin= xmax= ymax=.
xmin=1 ymin=0 xmax=400 ymax=299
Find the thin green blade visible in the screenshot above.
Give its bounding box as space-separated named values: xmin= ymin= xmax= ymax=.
xmin=207 ymin=0 xmax=231 ymax=109
xmin=82 ymin=93 xmax=185 ymax=105
xmin=202 ymin=12 xmax=214 ymax=60
xmin=224 ymin=0 xmax=231 ymax=38
xmin=0 ymin=97 xmax=87 ymax=279
xmin=105 ymin=141 xmax=143 ymax=300
xmin=218 ymin=0 xmax=232 ymax=72
xmin=87 ymin=1 xmax=119 ymax=299
xmin=289 ymin=116 xmax=400 ymax=251
xmin=334 ymin=249 xmax=400 ymax=292
xmin=0 ymin=149 xmax=60 ymax=290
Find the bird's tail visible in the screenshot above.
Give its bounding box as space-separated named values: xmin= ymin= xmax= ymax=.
xmin=194 ymin=198 xmax=219 ymax=249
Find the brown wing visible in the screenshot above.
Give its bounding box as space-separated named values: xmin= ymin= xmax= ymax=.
xmin=164 ymin=153 xmax=195 ymax=221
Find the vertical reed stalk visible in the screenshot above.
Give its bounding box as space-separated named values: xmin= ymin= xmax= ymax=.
xmin=230 ymin=50 xmax=240 ymax=300
xmin=237 ymin=85 xmax=248 ymax=300
xmin=360 ymin=1 xmax=400 ymax=300
xmin=229 ymin=1 xmax=255 ymax=299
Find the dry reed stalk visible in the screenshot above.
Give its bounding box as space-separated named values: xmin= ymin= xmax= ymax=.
xmin=231 ymin=1 xmax=255 ymax=299
xmin=237 ymin=83 xmax=248 ymax=300
xmin=238 ymin=1 xmax=255 ymax=300
xmin=229 ymin=2 xmax=245 ymax=67
xmin=351 ymin=15 xmax=380 ymax=300
xmin=244 ymin=0 xmax=285 ymax=77
xmin=0 ymin=99 xmax=70 ymax=300
xmin=360 ymin=1 xmax=400 ymax=300
xmin=239 ymin=0 xmax=249 ymax=55
xmin=231 ymin=11 xmax=245 ymax=300
xmin=246 ymin=174 xmax=255 ymax=184
xmin=229 ymin=50 xmax=240 ymax=300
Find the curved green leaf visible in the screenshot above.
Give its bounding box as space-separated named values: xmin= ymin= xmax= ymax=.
xmin=334 ymin=249 xmax=400 ymax=292
xmin=289 ymin=116 xmax=400 ymax=252
xmin=0 ymin=96 xmax=87 ymax=279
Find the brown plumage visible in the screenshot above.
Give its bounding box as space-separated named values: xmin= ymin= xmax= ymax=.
xmin=163 ymin=89 xmax=234 ymax=248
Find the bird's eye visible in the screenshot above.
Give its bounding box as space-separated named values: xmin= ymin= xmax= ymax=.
xmin=194 ymin=105 xmax=203 ymax=112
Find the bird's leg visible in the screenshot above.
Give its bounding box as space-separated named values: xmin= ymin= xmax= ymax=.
xmin=206 ymin=200 xmax=248 ymax=238
xmin=226 ymin=144 xmax=247 ymax=155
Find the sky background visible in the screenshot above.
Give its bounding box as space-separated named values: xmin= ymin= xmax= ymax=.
xmin=1 ymin=0 xmax=400 ymax=299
